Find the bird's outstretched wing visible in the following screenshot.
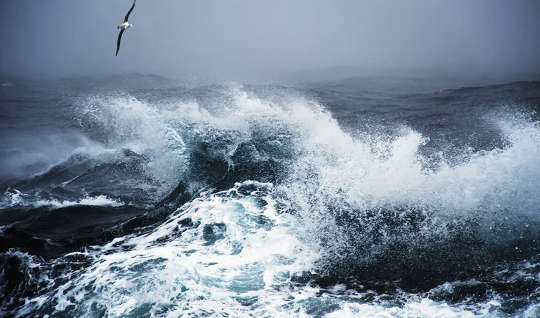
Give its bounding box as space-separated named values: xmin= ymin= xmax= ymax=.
xmin=116 ymin=29 xmax=125 ymax=56
xmin=124 ymin=0 xmax=136 ymax=22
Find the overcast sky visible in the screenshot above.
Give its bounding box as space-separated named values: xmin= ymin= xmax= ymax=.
xmin=1 ymin=0 xmax=539 ymax=80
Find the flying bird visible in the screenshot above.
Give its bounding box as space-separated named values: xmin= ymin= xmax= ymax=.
xmin=116 ymin=0 xmax=136 ymax=56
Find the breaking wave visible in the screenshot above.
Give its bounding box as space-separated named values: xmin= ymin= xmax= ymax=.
xmin=1 ymin=84 xmax=539 ymax=317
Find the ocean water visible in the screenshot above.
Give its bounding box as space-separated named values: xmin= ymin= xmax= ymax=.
xmin=0 ymin=75 xmax=539 ymax=317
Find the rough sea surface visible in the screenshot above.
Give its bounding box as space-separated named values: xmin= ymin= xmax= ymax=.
xmin=0 ymin=74 xmax=539 ymax=317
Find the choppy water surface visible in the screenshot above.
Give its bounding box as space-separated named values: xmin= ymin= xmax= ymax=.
xmin=0 ymin=75 xmax=539 ymax=317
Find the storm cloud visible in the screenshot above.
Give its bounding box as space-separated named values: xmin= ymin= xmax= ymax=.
xmin=1 ymin=0 xmax=539 ymax=80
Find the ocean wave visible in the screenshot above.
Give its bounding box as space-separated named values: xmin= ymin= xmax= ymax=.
xmin=68 ymin=87 xmax=540 ymax=274
xmin=2 ymin=84 xmax=539 ymax=316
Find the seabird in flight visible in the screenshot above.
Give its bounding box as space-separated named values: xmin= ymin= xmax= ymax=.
xmin=116 ymin=0 xmax=136 ymax=56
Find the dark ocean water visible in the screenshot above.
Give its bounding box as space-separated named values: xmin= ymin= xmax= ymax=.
xmin=0 ymin=74 xmax=539 ymax=317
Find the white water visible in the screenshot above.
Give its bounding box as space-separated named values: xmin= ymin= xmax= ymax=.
xmin=1 ymin=188 xmax=123 ymax=209
xmin=17 ymin=182 xmax=531 ymax=318
xmin=80 ymin=88 xmax=540 ymax=217
xmin=17 ymin=182 xmax=322 ymax=317
xmin=81 ymin=85 xmax=540 ymax=266
xmin=8 ymin=87 xmax=539 ymax=317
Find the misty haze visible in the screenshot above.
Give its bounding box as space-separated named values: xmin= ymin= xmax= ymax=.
xmin=1 ymin=1 xmax=539 ymax=317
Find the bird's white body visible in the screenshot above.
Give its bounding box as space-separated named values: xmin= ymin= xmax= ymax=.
xmin=115 ymin=0 xmax=136 ymax=56
xmin=117 ymin=22 xmax=132 ymax=30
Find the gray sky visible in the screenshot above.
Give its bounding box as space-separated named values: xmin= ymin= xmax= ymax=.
xmin=1 ymin=0 xmax=540 ymax=80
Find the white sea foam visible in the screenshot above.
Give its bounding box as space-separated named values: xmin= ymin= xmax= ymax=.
xmin=76 ymin=86 xmax=540 ymax=263
xmin=0 ymin=190 xmax=123 ymax=209
xmin=17 ymin=182 xmax=323 ymax=317
xmin=34 ymin=194 xmax=124 ymax=208
xmin=14 ymin=87 xmax=536 ymax=317
xmin=325 ymin=298 xmax=498 ymax=318
xmin=80 ymin=95 xmax=191 ymax=189
xmin=82 ymin=88 xmax=540 ymax=218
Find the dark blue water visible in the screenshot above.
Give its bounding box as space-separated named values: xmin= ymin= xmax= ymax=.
xmin=1 ymin=74 xmax=539 ymax=317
